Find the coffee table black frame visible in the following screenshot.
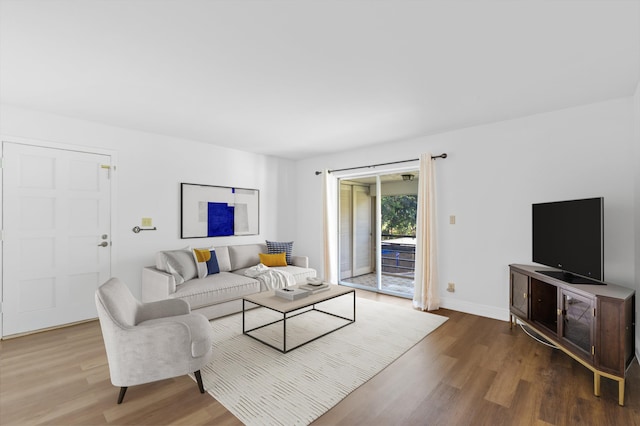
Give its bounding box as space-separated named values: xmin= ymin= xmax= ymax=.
xmin=242 ymin=286 xmax=356 ymax=353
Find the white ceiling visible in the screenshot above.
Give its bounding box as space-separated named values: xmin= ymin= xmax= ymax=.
xmin=1 ymin=1 xmax=638 ymax=160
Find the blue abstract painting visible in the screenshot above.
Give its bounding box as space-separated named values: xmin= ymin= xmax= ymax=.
xmin=181 ymin=183 xmax=259 ymax=238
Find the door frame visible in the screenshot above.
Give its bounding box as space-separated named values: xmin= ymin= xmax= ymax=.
xmin=0 ymin=136 xmax=118 ymax=338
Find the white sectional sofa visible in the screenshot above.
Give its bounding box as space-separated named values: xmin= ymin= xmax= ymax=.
xmin=142 ymin=243 xmax=317 ymax=320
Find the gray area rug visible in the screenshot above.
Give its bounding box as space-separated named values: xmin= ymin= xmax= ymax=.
xmin=200 ymin=295 xmax=448 ymax=425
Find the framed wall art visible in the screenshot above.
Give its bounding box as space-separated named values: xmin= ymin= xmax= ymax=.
xmin=181 ymin=183 xmax=259 ymax=238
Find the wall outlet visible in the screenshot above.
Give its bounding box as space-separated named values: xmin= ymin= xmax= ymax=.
xmin=141 ymin=217 xmax=153 ymax=227
xmin=449 ymin=215 xmax=456 ymax=225
xmin=447 ymin=282 xmax=455 ymax=292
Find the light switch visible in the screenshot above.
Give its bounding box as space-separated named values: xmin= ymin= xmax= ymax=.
xmin=449 ymin=215 xmax=456 ymax=225
xmin=141 ymin=217 xmax=153 ymax=227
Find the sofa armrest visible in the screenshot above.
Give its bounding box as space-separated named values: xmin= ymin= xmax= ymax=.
xmin=137 ymin=298 xmax=190 ymax=323
xmin=106 ymin=313 xmax=213 ymax=386
xmin=291 ymin=255 xmax=308 ymax=268
xmin=142 ymin=267 xmax=177 ymax=303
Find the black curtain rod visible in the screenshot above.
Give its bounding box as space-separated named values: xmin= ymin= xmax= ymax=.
xmin=314 ymin=153 xmax=447 ymax=175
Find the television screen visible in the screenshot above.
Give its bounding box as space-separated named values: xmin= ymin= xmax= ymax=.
xmin=532 ymin=197 xmax=603 ymax=282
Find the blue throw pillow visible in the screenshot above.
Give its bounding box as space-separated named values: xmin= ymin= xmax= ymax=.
xmin=266 ymin=240 xmax=293 ymax=265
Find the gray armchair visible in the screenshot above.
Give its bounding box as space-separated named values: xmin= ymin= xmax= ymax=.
xmin=95 ymin=277 xmax=214 ymax=404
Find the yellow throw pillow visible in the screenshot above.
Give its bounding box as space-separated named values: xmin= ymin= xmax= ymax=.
xmin=259 ymin=252 xmax=287 ymax=267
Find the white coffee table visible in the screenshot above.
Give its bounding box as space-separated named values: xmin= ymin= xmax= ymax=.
xmin=242 ymin=284 xmax=356 ymax=353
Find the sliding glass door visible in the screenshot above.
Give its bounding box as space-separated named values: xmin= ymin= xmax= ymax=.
xmin=338 ymin=171 xmax=418 ymax=298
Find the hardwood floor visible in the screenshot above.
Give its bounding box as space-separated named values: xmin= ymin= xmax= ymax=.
xmin=1 ymin=290 xmax=638 ymax=425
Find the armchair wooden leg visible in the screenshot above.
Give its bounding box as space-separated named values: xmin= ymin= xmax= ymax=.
xmin=117 ymin=387 xmax=128 ymax=404
xmin=194 ymin=370 xmax=205 ymax=394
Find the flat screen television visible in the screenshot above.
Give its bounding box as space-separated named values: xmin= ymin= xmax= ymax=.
xmin=532 ymin=197 xmax=604 ymax=284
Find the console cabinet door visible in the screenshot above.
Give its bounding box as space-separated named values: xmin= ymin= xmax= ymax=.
xmin=530 ymin=278 xmax=558 ymax=335
xmin=510 ymin=271 xmax=529 ymax=319
xmin=559 ymin=289 xmax=594 ymax=363
xmin=595 ymin=296 xmax=633 ymax=377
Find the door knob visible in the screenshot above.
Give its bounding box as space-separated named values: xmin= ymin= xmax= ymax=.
xmin=97 ymin=241 xmax=109 ymax=247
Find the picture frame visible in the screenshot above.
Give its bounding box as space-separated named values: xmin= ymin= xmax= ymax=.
xmin=181 ymin=183 xmax=259 ymax=238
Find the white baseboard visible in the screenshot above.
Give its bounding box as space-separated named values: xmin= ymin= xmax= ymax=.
xmin=439 ymin=296 xmax=510 ymax=322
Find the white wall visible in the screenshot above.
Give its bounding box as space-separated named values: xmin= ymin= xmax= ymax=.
xmin=2 ymin=97 xmax=635 ymax=327
xmin=295 ymin=98 xmax=637 ymax=320
xmin=0 ymin=105 xmax=297 ymax=299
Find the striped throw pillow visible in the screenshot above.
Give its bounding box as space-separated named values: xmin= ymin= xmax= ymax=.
xmin=265 ymin=240 xmax=293 ymax=265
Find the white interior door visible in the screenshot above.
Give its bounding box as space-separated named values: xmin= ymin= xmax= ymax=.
xmin=2 ymin=142 xmax=112 ymax=336
xmin=353 ymin=185 xmax=373 ymax=276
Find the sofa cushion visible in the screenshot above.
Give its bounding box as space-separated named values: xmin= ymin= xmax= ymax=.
xmin=213 ymin=246 xmax=232 ymax=272
xmin=233 ymin=265 xmax=316 ymax=285
xmin=157 ymin=249 xmax=197 ymax=284
xmin=228 ymin=244 xmax=265 ymax=271
xmin=276 ymin=265 xmax=317 ymax=283
xmin=266 ymin=240 xmax=294 ymax=264
xmin=156 ymin=248 xmax=190 ymax=271
xmin=172 ymin=272 xmax=261 ymax=309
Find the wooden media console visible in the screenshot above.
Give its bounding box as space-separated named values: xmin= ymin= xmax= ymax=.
xmin=509 ymin=264 xmax=635 ymax=406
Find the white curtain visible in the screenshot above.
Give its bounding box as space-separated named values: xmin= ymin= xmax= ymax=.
xmin=322 ymin=170 xmax=339 ymax=284
xmin=413 ymin=153 xmax=440 ymax=311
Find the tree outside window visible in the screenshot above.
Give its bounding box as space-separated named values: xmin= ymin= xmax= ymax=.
xmin=381 ymin=195 xmax=417 ymax=238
